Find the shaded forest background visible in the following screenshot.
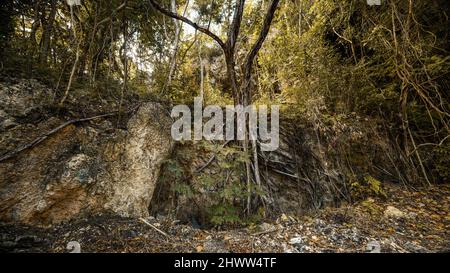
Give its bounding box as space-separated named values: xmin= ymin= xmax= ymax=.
xmin=0 ymin=0 xmax=449 ymax=226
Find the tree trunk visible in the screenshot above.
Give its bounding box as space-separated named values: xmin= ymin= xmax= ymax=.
xmin=164 ymin=0 xmax=186 ymax=91
xmin=59 ymin=4 xmax=80 ymax=106
xmin=29 ymin=0 xmax=42 ymax=46
xmin=40 ymin=0 xmax=57 ymax=64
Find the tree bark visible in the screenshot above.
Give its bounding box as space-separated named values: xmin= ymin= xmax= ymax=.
xmin=29 ymin=0 xmax=42 ymax=46
xmin=40 ymin=0 xmax=57 ymax=64
xmin=59 ymin=4 xmax=80 ymax=106
xmin=164 ymin=0 xmax=190 ymax=92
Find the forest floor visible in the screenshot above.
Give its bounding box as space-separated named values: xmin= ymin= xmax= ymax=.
xmin=0 ymin=183 xmax=448 ymax=253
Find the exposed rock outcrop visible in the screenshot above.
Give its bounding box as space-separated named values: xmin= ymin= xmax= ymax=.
xmin=0 ymin=79 xmax=173 ymax=226
xmin=101 ymin=103 xmax=173 ymax=217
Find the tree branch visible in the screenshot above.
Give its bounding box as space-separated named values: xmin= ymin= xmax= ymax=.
xmin=97 ymin=1 xmax=128 ymax=26
xmin=148 ymin=0 xmax=225 ymax=49
xmin=226 ymin=0 xmax=245 ymax=51
xmin=243 ymin=0 xmax=279 ymax=82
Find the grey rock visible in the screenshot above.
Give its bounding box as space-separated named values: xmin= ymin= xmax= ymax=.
xmin=366 ymin=241 xmax=381 ymax=253
xmin=404 ymin=242 xmax=429 ymax=253
xmin=289 ymin=237 xmax=303 ymax=245
xmin=203 ymin=240 xmax=229 ymax=253
xmin=384 ymin=206 xmax=406 ymax=219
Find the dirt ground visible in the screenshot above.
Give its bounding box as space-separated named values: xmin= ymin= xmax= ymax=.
xmin=1 ymin=183 xmax=448 ymax=253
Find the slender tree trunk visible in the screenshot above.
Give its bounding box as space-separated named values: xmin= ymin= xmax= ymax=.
xmin=224 ymin=50 xmax=239 ymax=102
xmin=40 ymin=0 xmax=57 ymax=64
xmin=198 ymin=40 xmax=204 ymax=101
xmin=59 ymin=4 xmax=80 ymax=106
xmin=60 ymin=45 xmax=80 ymax=106
xmin=165 ymin=0 xmax=183 ymax=89
xmin=29 ymin=0 xmax=41 ymax=46
xmin=118 ymin=13 xmax=129 ymax=124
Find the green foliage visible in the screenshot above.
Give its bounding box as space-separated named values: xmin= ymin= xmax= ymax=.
xmin=165 ymin=159 xmax=184 ymax=179
xmin=172 ymin=183 xmax=194 ymax=199
xmin=350 ymin=175 xmax=387 ymax=200
xmin=196 ymin=142 xmax=249 ymax=227
xmin=160 ymin=158 xmax=187 ymax=197
xmin=158 ymin=141 xmax=263 ymax=227
xmin=208 ymin=204 xmax=241 ymax=226
xmin=164 ymin=141 xmax=265 ymax=227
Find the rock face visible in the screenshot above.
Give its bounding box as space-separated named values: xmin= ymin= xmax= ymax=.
xmin=101 ymin=103 xmax=173 ymax=217
xmin=0 ymin=79 xmax=173 ymax=226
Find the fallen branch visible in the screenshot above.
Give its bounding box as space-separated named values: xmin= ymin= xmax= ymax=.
xmin=139 ymin=217 xmax=170 ymax=238
xmin=0 ymin=112 xmax=117 ymax=163
xmin=251 ymin=226 xmax=277 ymax=236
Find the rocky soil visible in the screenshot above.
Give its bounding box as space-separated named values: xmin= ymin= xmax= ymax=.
xmin=1 ymin=183 xmax=448 ymax=253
